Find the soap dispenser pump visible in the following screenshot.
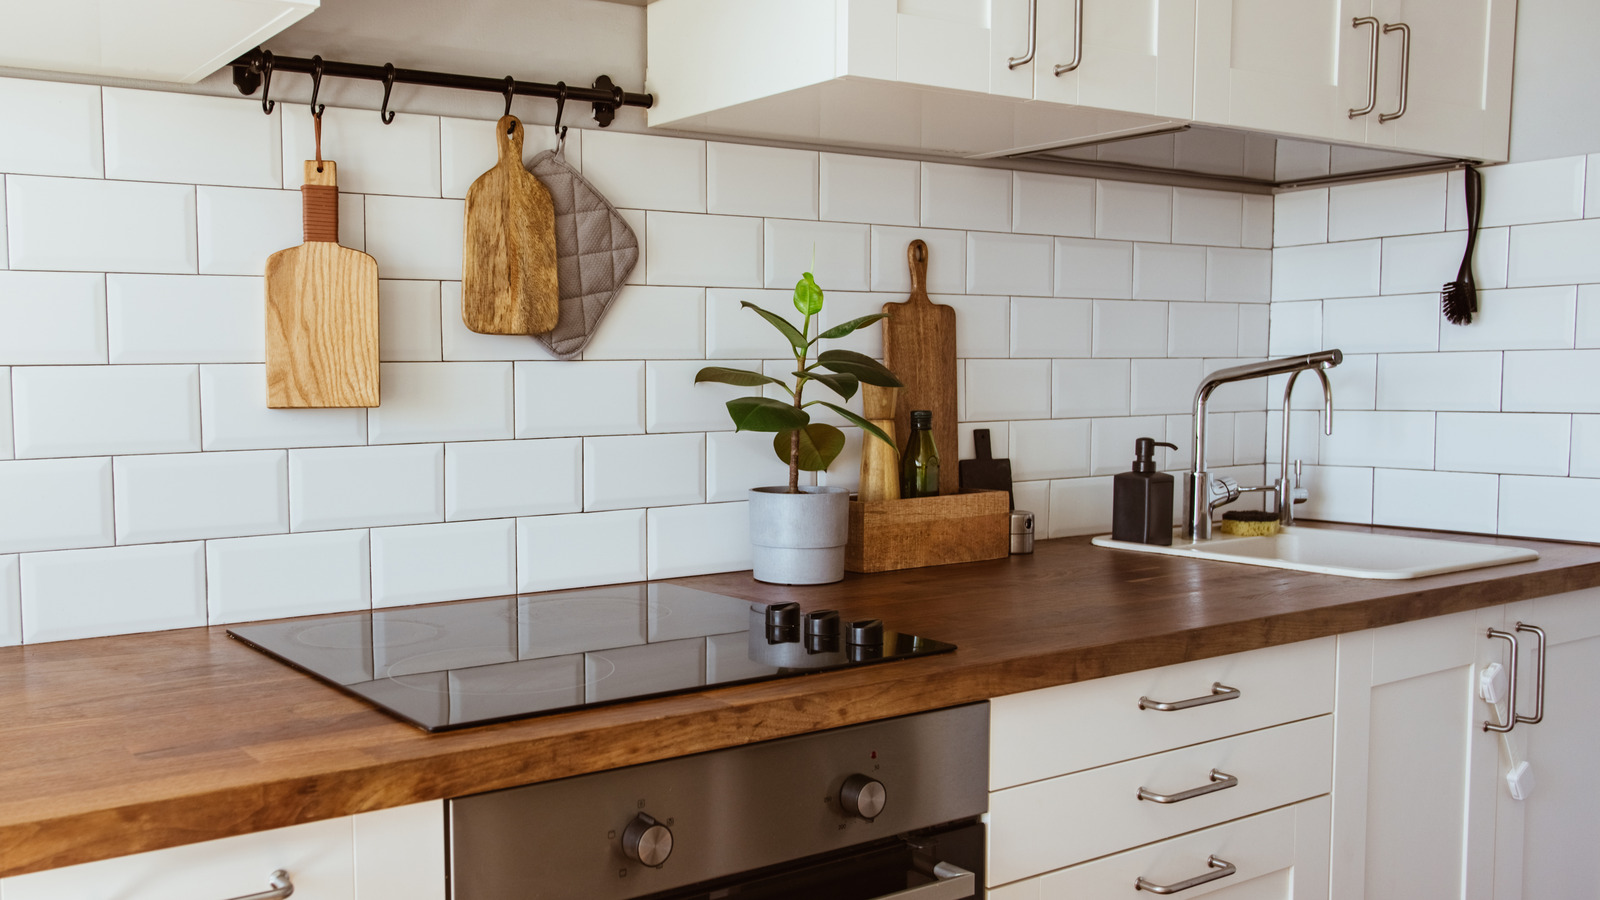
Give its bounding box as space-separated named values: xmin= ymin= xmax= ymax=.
xmin=1112 ymin=437 xmax=1179 ymax=545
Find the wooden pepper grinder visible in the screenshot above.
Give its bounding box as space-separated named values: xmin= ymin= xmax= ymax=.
xmin=859 ymin=383 xmax=900 ymax=502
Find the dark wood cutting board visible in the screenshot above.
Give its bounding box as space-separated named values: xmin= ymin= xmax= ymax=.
xmin=959 ymin=428 xmax=1013 ymax=509
xmin=881 ymin=240 xmax=958 ymax=496
xmin=461 ymin=115 xmax=559 ymax=335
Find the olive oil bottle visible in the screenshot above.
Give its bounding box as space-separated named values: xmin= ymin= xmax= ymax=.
xmin=899 ymin=409 xmax=940 ymax=498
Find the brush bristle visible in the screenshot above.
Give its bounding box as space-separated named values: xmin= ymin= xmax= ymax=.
xmin=1442 ymin=281 xmax=1475 ymax=325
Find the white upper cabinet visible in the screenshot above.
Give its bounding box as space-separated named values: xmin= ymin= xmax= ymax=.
xmin=1031 ymin=0 xmax=1196 ymax=121
xmin=0 ymin=0 xmax=319 ymax=84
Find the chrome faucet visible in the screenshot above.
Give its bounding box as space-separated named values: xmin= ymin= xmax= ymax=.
xmin=1277 ymin=366 xmax=1334 ymax=526
xmin=1184 ymin=350 xmax=1343 ymax=540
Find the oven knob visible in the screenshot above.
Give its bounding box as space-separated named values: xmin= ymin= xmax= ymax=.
xmin=840 ymin=774 xmax=887 ymax=820
xmin=621 ymin=813 xmax=673 ymax=867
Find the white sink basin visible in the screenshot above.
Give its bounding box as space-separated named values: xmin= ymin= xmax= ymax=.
xmin=1091 ymin=526 xmax=1539 ymax=579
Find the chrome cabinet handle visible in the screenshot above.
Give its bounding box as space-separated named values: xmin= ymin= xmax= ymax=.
xmin=1515 ymin=622 xmax=1547 ymax=725
xmin=1486 ymin=628 xmax=1520 ymax=732
xmin=1139 ymin=682 xmax=1240 ymax=711
xmin=1349 ymin=16 xmax=1380 ymax=118
xmin=1379 ymin=22 xmax=1411 ymax=122
xmin=1138 ymin=769 xmax=1238 ymax=804
xmin=1053 ymin=0 xmax=1084 ymax=75
xmin=1136 ymin=856 xmax=1238 ymax=894
xmin=1008 ymin=0 xmax=1038 ymax=69
xmin=222 ymin=870 xmax=294 ymax=900
xmin=873 ymin=862 xmax=975 ymax=900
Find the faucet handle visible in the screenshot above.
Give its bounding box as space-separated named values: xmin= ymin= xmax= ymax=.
xmin=1208 ymin=476 xmax=1241 ymax=510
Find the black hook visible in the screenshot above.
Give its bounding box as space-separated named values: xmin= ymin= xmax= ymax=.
xmin=553 ymin=82 xmax=569 ymax=144
xmin=309 ymin=55 xmax=326 ymax=119
xmin=379 ymin=63 xmax=397 ymax=124
xmin=502 ymin=76 xmax=516 ymax=120
xmin=259 ymin=50 xmax=276 ymax=115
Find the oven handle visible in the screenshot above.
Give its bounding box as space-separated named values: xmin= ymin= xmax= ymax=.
xmin=870 ymin=862 xmax=976 ymax=900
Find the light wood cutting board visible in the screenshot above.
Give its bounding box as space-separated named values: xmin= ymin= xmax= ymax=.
xmin=881 ymin=240 xmax=959 ymax=496
xmin=461 ymin=115 xmax=559 ymax=334
xmin=265 ymin=160 xmax=380 ymax=408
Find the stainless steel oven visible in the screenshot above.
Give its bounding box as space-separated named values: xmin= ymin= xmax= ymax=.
xmin=448 ymin=703 xmax=988 ymax=900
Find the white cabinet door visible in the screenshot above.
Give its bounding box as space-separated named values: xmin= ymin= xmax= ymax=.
xmin=1330 ymin=606 xmax=1504 ymax=900
xmin=1193 ymin=0 xmax=1372 ymax=146
xmin=1034 ymin=0 xmax=1196 ymax=120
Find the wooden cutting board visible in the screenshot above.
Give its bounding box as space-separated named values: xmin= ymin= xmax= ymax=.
xmin=881 ymin=239 xmax=958 ymax=496
xmin=265 ymin=160 xmax=379 ymax=408
xmin=461 ymin=115 xmax=559 ymax=335
xmin=959 ymin=428 xmax=1013 ymax=509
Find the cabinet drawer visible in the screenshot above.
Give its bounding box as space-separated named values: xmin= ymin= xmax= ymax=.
xmin=987 ymin=715 xmax=1332 ymax=885
xmin=990 ymin=636 xmax=1334 ymax=789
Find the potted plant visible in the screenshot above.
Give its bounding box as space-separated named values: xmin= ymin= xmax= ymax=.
xmin=696 ymin=272 xmax=902 ymax=584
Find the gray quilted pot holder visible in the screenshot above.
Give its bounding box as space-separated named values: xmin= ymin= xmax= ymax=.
xmin=528 ymin=147 xmax=640 ymax=359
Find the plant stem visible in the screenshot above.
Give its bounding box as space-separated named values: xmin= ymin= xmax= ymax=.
xmin=788 ymin=308 xmax=812 ymax=493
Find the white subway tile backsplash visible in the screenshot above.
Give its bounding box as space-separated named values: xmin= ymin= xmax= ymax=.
xmin=870 ymin=226 xmax=966 ymax=294
xmin=1093 ymin=300 xmax=1167 ymax=358
xmin=1047 ymin=475 xmax=1113 ymax=537
xmin=1130 ymin=358 xmax=1205 ymax=416
xmin=1438 ymin=286 xmax=1576 ymax=351
xmin=517 ymin=509 xmax=646 ymax=592
xmin=515 ymin=360 xmax=643 ymax=438
xmin=709 ymin=143 xmax=817 ymax=219
xmin=939 ymin=294 xmax=1010 ymax=359
xmin=1503 ymin=349 xmax=1600 ymax=412
xmin=647 ymin=211 xmax=763 ymax=287
xmin=437 ymin=283 xmax=560 ymax=362
xmin=446 ymin=439 xmax=582 ymax=520
xmin=920 ymin=163 xmax=1009 ymax=231
xmin=1090 ymin=416 xmax=1168 ymax=476
xmin=1055 ymin=237 xmax=1133 ymax=299
xmin=1234 ymin=411 xmax=1268 ymax=465
xmin=0 ymin=457 xmax=112 ymax=553
xmin=1381 ymin=231 xmax=1469 ymax=295
xmin=1053 ymin=359 xmax=1129 ymax=418
xmin=104 ymin=89 xmax=281 ymax=188
xmin=1322 ymin=294 xmax=1439 ymax=354
xmin=1478 ymin=157 xmax=1586 ymax=227
xmin=107 ymin=274 xmax=261 ymax=363
xmin=1507 ymin=219 xmax=1600 ymax=287
xmin=1268 ymin=301 xmax=1322 ymax=356
xmin=1372 ymin=468 xmax=1499 ymax=534
xmin=0 ymin=555 xmax=17 ymax=646
xmin=207 ymin=530 xmax=370 ymax=624
xmin=200 ymin=364 xmax=367 ymax=451
xmin=1436 ymin=412 xmax=1570 ymax=476
xmin=379 ymin=280 xmax=443 ymax=362
xmin=1172 ymin=188 xmax=1242 ymax=247
xmin=1011 ymin=481 xmax=1049 ymax=538
xmin=707 ymin=431 xmax=790 ymax=501
xmin=581 ymin=130 xmax=706 ymax=213
xmin=12 ymin=365 xmax=198 ymax=458
xmin=1376 ymin=352 xmax=1502 ymax=412
xmin=647 ymin=502 xmax=751 ymax=579
xmin=1203 ymin=412 xmax=1235 ymax=466
xmin=369 ymin=362 xmax=514 ymax=444
xmin=1131 ymin=243 xmax=1205 ymax=302
xmin=1203 ymin=358 xmax=1269 ymax=413
xmin=1273 ymin=240 xmax=1380 ymax=301
xmin=1096 ymin=181 xmax=1171 ymax=242
xmin=0 ymin=368 xmax=10 ymax=459
xmin=1576 ymin=284 xmax=1600 ymax=348
xmin=1206 ymin=248 xmax=1272 ymax=302
xmin=648 ymin=359 xmax=751 ymax=433
xmin=1499 ymin=475 xmax=1600 ymax=542
xmin=112 ymin=450 xmax=286 ymax=544
xmin=289 ymin=443 xmax=444 ymax=531
xmin=1472 ymin=226 xmax=1510 ymax=290
xmin=584 ymin=432 xmax=704 ymax=511
xmin=1012 ymin=297 xmax=1091 ymax=358
xmin=1327 ymin=352 xmax=1377 ymax=410
xmin=0 ymin=271 xmax=105 ymax=364
xmin=0 ymin=78 xmax=102 ymax=177
xmin=820 ymin=153 xmax=919 ymax=226
xmin=20 ymin=542 xmax=206 ymax=643
xmin=372 ymin=519 xmax=516 ymax=608
xmin=7 ymin=176 xmax=197 ymax=274
xmin=0 ymin=176 xmax=6 ymax=268
xmin=1168 ymin=302 xmax=1238 ymax=358
xmin=1009 ymin=418 xmax=1091 ymax=481
xmin=197 ymin=186 xmax=300 ymax=275
xmin=1012 ymin=172 xmax=1094 ymax=237
xmin=1296 ymin=465 xmax=1373 ymax=524
xmin=817 ymin=291 xmax=894 ymax=357
xmin=1274 ymin=188 xmax=1329 ymax=247
xmin=765 ymin=219 xmax=869 ymax=291
xmin=282 ymin=112 xmax=440 ymax=197
xmin=1319 ymin=410 xmax=1435 ymax=469
xmin=1263 ymin=409 xmax=1322 ymax=465
xmin=967 ymin=359 xmax=1050 ymax=420
xmin=364 ymin=196 xmax=465 ymax=281
xmin=1572 ymin=416 xmax=1600 ymax=478
xmin=1328 ymin=173 xmax=1446 ymax=241
xmin=583 ymin=286 xmax=706 ymax=360
xmin=1237 ymin=304 xmax=1269 ymax=358
xmin=439 ymin=114 xmax=576 ymax=200
xmin=1242 ymin=195 xmax=1273 ymax=249
xmin=965 ymin=232 xmax=1051 ymax=297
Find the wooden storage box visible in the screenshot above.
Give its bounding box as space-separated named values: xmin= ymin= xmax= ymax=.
xmin=845 ymin=490 xmax=1010 ymax=573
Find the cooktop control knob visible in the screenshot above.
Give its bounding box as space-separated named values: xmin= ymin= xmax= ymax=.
xmin=621 ymin=813 xmax=673 ymax=867
xmin=840 ymin=774 xmax=887 ymax=821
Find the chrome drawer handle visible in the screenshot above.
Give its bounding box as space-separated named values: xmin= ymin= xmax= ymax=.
xmin=1138 ymin=769 xmax=1238 ymax=804
xmin=1378 ymin=22 xmax=1411 ymax=122
xmin=872 ymin=862 xmax=975 ymax=899
xmin=1139 ymin=682 xmax=1239 ymax=711
xmin=1136 ymin=856 xmax=1237 ymax=894
xmin=1008 ymin=0 xmax=1038 ymax=68
xmin=1053 ymin=0 xmax=1084 ymax=75
xmin=1486 ymin=628 xmax=1520 ymax=732
xmin=1515 ymin=622 xmax=1547 ymax=725
xmin=1349 ymin=16 xmax=1380 ymax=118
xmin=221 ymin=870 xmax=294 ymax=900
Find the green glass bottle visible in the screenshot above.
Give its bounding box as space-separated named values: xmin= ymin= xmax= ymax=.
xmin=900 ymin=409 xmax=941 ymax=498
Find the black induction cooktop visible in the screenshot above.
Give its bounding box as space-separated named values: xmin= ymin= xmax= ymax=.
xmin=227 ymin=584 xmax=955 ymax=732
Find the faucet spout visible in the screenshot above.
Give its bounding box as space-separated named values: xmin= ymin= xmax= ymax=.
xmin=1278 ymin=366 xmax=1334 ymax=527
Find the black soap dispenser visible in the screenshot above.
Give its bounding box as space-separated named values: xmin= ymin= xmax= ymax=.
xmin=1113 ymin=437 xmax=1179 ymax=545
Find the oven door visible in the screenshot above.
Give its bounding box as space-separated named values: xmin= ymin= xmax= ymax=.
xmin=637 ymin=821 xmax=984 ymax=900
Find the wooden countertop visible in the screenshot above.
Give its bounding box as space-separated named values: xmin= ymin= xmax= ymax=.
xmin=3 ymin=525 xmax=1598 ymax=878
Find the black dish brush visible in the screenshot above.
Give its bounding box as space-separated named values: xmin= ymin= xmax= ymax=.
xmin=1442 ymin=165 xmax=1482 ymax=325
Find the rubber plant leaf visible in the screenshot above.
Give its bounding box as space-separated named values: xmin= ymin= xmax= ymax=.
xmin=726 ymin=396 xmax=810 ymax=433
xmin=739 ymin=301 xmax=807 ymax=354
xmin=773 ymin=423 xmax=847 ymax=471
xmin=695 ymin=366 xmax=785 ymax=388
xmin=793 ymin=271 xmax=824 ymax=317
xmin=816 ymin=349 xmax=903 ymax=387
xmin=794 ymin=370 xmax=859 ymax=401
xmin=815 ymin=401 xmax=896 ymax=448
xmin=814 ymin=313 xmax=889 ymax=343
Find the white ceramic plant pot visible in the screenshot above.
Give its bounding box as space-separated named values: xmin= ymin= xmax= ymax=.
xmin=747 ymin=485 xmax=851 ymax=585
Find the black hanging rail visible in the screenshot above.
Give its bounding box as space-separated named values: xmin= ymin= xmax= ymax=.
xmin=229 ymin=47 xmax=653 ymax=127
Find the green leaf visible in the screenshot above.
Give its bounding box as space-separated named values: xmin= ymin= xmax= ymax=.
xmin=816 ymin=349 xmax=903 ymax=388
xmin=793 ymin=370 xmax=858 ymax=401
xmin=774 ymin=423 xmax=847 ymax=471
xmin=740 ymin=301 xmax=807 ymax=353
xmin=793 ymin=272 xmax=824 ymax=317
xmin=813 ymin=312 xmax=889 ymax=343
xmin=815 ymin=401 xmax=896 ymax=449
xmin=695 ymin=366 xmax=784 ymax=388
xmin=726 ymin=396 xmax=809 ymax=433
